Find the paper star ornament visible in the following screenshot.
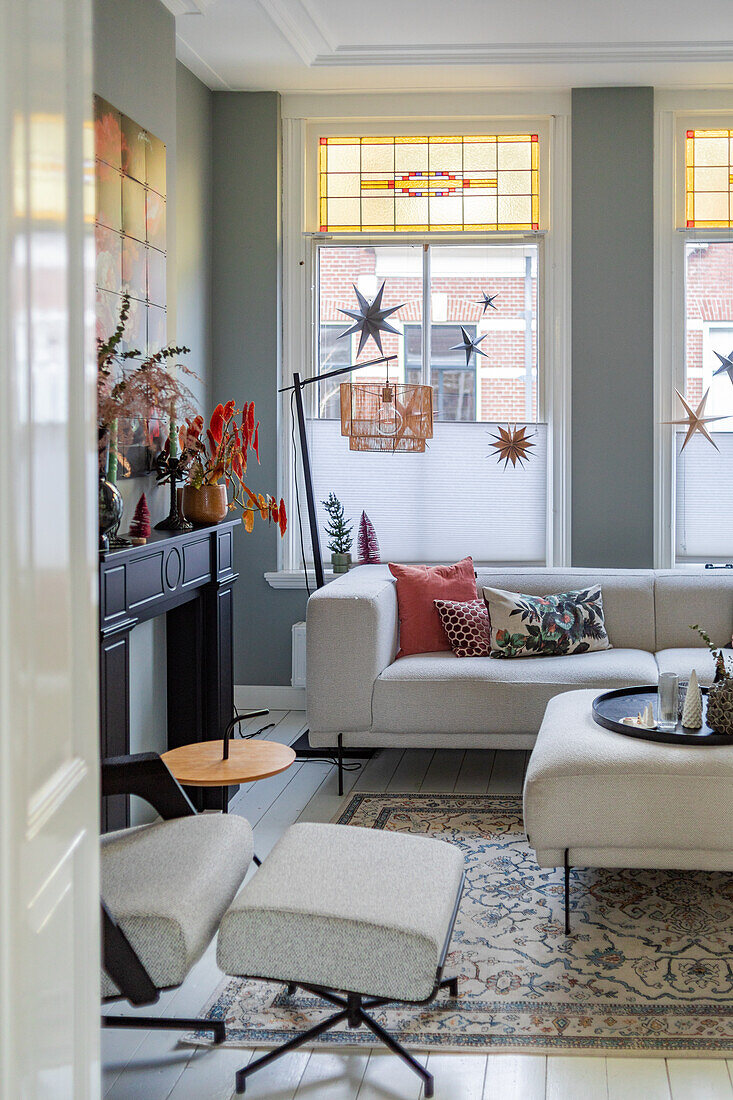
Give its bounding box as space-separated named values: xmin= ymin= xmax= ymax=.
xmin=713 ymin=348 xmax=733 ymax=385
xmin=476 ymin=291 xmax=499 ymax=314
xmin=338 ymin=281 xmax=404 ymax=356
xmin=664 ymin=389 xmax=726 ymax=451
xmin=489 ymin=424 xmax=536 ymax=468
xmin=450 ymin=325 xmax=488 ymax=366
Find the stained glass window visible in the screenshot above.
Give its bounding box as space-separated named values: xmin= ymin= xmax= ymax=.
xmin=318 ymin=135 xmax=540 ymax=233
xmin=685 ymin=129 xmax=733 ymax=227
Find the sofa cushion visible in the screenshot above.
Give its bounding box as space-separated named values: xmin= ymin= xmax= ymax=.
xmin=476 ymin=569 xmax=655 ymax=651
xmin=101 ymin=813 xmax=253 ymax=998
xmin=217 ymin=822 xmax=465 ymax=1002
xmin=372 ymin=648 xmax=658 ymax=736
xmin=482 ymin=584 xmax=611 ymax=659
xmin=654 ymin=571 xmax=733 ymax=650
xmin=655 ymin=647 xmax=733 ymax=686
xmin=434 ymin=597 xmax=492 ymax=657
xmin=389 ymin=557 xmax=477 ymax=658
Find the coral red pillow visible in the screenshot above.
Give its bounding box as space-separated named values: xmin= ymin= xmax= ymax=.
xmin=388 ymin=558 xmax=478 ymax=658
xmin=434 ymin=599 xmax=492 ymax=657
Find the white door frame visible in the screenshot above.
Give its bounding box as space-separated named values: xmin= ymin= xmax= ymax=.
xmin=0 ymin=0 xmax=100 ymax=1095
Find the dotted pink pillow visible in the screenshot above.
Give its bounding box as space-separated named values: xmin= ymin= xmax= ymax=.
xmin=434 ymin=598 xmax=492 ymax=658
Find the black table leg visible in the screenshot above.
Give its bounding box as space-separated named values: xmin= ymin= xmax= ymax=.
xmin=564 ymin=848 xmax=571 ymax=934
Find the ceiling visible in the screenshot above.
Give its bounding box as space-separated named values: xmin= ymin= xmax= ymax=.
xmin=165 ymin=0 xmax=733 ymax=92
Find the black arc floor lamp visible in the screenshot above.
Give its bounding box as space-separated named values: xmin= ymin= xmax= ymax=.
xmin=280 ymin=354 xmax=434 ymax=587
xmin=280 ymin=354 xmax=433 ymax=784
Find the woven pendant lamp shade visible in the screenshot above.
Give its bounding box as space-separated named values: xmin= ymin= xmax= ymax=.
xmin=340 ymin=381 xmax=433 ymax=453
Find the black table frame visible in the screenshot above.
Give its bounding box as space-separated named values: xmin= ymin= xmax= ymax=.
xmin=99 ymin=519 xmax=239 ymax=831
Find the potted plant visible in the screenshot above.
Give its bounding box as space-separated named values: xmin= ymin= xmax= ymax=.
xmin=180 ymin=402 xmax=287 ymax=536
xmin=322 ymin=492 xmax=353 ymax=573
xmin=97 ymin=292 xmax=197 ymax=547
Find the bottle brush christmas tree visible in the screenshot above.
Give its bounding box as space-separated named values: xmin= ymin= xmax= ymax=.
xmin=357 ymin=510 xmax=381 ymax=564
xmin=321 ymin=492 xmax=352 ymax=572
xmin=129 ymin=492 xmax=151 ymax=543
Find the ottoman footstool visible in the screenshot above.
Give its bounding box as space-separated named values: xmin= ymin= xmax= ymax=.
xmin=523 ymin=689 xmax=733 ymax=933
xmin=217 ymin=821 xmax=465 ymax=1097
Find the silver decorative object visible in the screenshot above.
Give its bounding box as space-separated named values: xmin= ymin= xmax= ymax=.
xmin=476 ymin=291 xmax=499 ymax=314
xmin=338 ymin=281 xmax=404 ymax=356
xmin=450 ymin=325 xmax=489 ymax=366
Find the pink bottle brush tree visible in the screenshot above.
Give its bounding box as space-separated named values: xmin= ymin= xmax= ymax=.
xmin=357 ymin=511 xmax=381 ymax=564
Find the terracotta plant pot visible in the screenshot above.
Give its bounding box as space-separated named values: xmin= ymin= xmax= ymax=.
xmin=182 ymin=483 xmax=228 ymax=525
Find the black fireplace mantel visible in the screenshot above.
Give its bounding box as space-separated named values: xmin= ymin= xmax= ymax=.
xmin=99 ymin=518 xmax=240 ymax=831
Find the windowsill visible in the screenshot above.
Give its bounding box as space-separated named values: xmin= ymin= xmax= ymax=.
xmin=264 ymin=569 xmax=340 ymax=590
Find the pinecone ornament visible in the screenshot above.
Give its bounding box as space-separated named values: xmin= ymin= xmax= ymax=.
xmin=705 ymin=677 xmax=733 ymax=736
xmin=681 ymin=669 xmax=703 ymax=728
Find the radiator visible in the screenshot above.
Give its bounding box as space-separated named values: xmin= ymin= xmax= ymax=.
xmin=291 ymin=621 xmax=307 ymax=688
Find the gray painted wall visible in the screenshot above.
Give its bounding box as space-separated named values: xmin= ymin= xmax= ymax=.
xmin=176 ymin=60 xmax=212 ymax=413
xmin=94 ymin=2 xmax=215 ymax=773
xmin=211 ymin=92 xmax=307 ymax=687
xmin=571 ymin=87 xmax=655 ymax=567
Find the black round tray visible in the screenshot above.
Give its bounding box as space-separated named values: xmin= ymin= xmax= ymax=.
xmin=592 ymin=685 xmax=733 ymax=746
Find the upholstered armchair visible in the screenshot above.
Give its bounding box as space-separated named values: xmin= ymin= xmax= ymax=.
xmin=100 ymin=752 xmax=253 ymax=1042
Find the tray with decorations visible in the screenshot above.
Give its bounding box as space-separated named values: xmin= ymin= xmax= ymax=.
xmin=592 ymin=685 xmax=732 ymax=745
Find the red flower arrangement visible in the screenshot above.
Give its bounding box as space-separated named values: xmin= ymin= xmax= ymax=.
xmin=182 ymin=401 xmax=286 ymax=536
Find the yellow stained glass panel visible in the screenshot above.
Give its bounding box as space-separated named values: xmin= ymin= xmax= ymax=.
xmin=318 ymin=134 xmax=541 ymax=231
xmin=684 ymin=129 xmax=733 ymax=227
xmin=324 ymin=143 xmax=360 ymax=174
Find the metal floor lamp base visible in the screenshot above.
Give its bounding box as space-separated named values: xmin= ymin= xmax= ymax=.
xmin=292 ymin=730 xmax=374 ymax=796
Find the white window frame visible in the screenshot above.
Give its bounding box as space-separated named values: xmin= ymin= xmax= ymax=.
xmin=654 ymin=94 xmax=733 ymax=568
xmin=274 ymin=92 xmax=571 ymax=586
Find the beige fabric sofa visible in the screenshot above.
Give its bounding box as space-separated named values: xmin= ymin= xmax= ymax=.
xmin=306 ymin=566 xmax=733 ymax=751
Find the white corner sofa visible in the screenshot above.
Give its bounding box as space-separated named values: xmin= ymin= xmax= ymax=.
xmin=306 ymin=566 xmax=733 ymax=762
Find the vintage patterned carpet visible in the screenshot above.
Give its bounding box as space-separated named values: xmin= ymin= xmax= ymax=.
xmin=191 ymin=793 xmax=733 ymax=1055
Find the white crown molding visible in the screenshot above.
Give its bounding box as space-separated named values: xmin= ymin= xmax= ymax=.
xmin=249 ymin=11 xmax=733 ymax=70
xmin=175 ymin=33 xmax=231 ymax=89
xmin=313 ymin=40 xmax=733 ymax=68
xmin=256 ymin=0 xmax=332 ymax=66
xmin=160 ymin=0 xmax=217 ymax=15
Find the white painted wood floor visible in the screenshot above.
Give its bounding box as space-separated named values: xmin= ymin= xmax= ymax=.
xmin=103 ymin=710 xmax=733 ymax=1100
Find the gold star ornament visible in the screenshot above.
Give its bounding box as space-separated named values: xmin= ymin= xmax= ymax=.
xmin=489 ymin=424 xmax=536 ymax=468
xmin=665 ymin=389 xmax=727 ymax=452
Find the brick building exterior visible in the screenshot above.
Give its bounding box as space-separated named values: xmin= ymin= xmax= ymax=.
xmin=318 ymin=244 xmax=538 ymax=422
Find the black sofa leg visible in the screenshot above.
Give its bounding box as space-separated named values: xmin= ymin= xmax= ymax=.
xmin=564 ymin=848 xmax=571 ymax=935
xmin=102 ymin=1013 xmax=226 ymax=1045
xmin=337 ymin=733 xmax=344 ymax=796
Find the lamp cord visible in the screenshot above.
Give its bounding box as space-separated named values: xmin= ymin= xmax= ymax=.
xmin=290 ymin=388 xmax=312 ymax=598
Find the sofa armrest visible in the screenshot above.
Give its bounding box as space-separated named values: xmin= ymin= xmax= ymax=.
xmin=306 ymin=567 xmax=398 ymax=733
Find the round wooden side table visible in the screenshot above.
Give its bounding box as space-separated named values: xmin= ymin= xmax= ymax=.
xmin=161 ymin=738 xmax=296 ymax=816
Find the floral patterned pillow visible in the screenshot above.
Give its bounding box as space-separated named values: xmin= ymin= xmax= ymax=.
xmin=481 ymin=586 xmax=611 ymax=659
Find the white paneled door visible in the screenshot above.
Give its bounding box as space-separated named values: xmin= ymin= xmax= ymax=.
xmin=0 ymin=0 xmax=100 ymax=1097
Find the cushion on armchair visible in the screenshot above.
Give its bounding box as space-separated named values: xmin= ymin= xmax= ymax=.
xmin=101 ymin=812 xmax=253 ymax=997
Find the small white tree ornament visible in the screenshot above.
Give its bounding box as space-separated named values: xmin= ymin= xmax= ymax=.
xmin=682 ymin=669 xmax=703 ymax=729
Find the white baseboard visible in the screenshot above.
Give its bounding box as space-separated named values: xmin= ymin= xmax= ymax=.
xmin=235 ymin=685 xmax=306 ymax=711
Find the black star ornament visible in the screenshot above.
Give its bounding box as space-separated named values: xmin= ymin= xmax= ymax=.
xmin=476 ymin=290 xmax=499 ymax=314
xmin=713 ymin=348 xmax=733 ymax=385
xmin=338 ymin=281 xmax=404 ymax=356
xmin=450 ymin=325 xmax=488 ymax=366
